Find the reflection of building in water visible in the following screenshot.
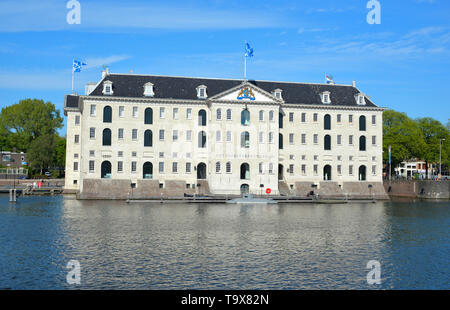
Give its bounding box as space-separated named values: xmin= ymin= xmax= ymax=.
xmin=64 ymin=69 xmax=386 ymax=199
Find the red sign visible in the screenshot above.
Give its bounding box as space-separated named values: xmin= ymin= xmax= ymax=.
xmin=266 ymin=188 xmax=271 ymax=194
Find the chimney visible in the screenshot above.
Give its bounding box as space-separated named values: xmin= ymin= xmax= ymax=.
xmin=85 ymin=82 xmax=97 ymax=95
xmin=101 ymin=67 xmax=110 ymax=79
xmin=352 ymin=80 xmax=356 ymax=87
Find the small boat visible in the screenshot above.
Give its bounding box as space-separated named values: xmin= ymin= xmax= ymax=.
xmin=226 ymin=194 xmax=278 ymax=204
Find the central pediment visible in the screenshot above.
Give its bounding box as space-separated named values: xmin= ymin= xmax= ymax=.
xmin=209 ymin=82 xmax=282 ymax=103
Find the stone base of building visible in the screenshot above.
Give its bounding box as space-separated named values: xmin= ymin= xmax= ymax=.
xmin=76 ymin=179 xmax=388 ymax=200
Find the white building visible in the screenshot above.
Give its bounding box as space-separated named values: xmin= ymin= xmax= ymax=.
xmin=64 ymin=70 xmax=387 ymax=199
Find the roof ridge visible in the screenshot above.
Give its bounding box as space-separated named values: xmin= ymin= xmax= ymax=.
xmin=108 ymin=73 xmax=353 ymax=87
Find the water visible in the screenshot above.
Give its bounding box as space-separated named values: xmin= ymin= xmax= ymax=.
xmin=0 ymin=195 xmax=448 ymax=290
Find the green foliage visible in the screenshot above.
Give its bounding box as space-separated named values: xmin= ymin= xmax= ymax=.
xmin=0 ymin=98 xmax=63 ymax=152
xmin=416 ymin=117 xmax=449 ymax=167
xmin=382 ymin=110 xmax=426 ymax=168
xmin=27 ymin=134 xmax=56 ymax=172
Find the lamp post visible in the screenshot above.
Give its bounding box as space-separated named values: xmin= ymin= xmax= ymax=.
xmin=440 ymin=138 xmax=446 ymax=179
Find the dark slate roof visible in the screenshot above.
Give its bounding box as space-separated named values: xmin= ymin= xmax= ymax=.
xmin=65 ymin=95 xmax=80 ymax=108
xmin=88 ymin=74 xmax=378 ymax=107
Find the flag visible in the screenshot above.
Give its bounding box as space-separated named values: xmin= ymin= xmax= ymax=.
xmin=73 ymin=60 xmax=86 ymax=73
xmin=245 ymin=42 xmax=254 ymax=57
xmin=388 ymin=145 xmax=391 ymax=165
xmin=326 ymin=75 xmax=334 ymax=84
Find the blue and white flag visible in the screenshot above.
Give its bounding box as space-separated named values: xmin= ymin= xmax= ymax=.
xmin=73 ymin=60 xmax=86 ymax=73
xmin=245 ymin=42 xmax=254 ymax=57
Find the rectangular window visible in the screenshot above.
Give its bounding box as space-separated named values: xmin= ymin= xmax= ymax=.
xmin=216 ymin=131 xmax=221 ymax=142
xmin=337 ymin=165 xmax=342 ymax=175
xmin=89 ymin=150 xmax=95 ymax=157
xmin=301 ymin=134 xmax=306 ymax=145
xmin=313 ymin=134 xmax=318 ymax=144
xmin=349 ymin=115 xmax=353 ymax=123
xmin=159 ymin=162 xmax=164 ymax=173
xmin=186 ymin=162 xmax=191 ymax=173
xmin=119 ymin=106 xmax=124 ymax=117
xmin=118 ymin=161 xmax=123 ymax=172
xmin=372 ymin=165 xmax=377 ymax=175
xmin=118 ymin=151 xmax=123 ymax=157
xmin=289 ymin=112 xmax=294 ymax=122
xmin=302 ymin=155 xmax=306 ymax=160
xmin=216 ymin=109 xmax=222 ymax=120
xmin=372 ymin=115 xmax=376 ymax=125
xmin=131 ymin=161 xmax=137 ymax=172
xmin=349 ymin=135 xmax=353 ymax=145
xmin=259 ymin=132 xmax=264 ymax=143
xmin=337 ymin=135 xmax=342 ymax=145
xmin=349 ymin=165 xmax=354 ymax=175
xmin=132 ymin=129 xmax=137 ymax=141
xmin=160 ymin=107 xmax=165 ymax=119
xmin=73 ymin=162 xmax=78 ymax=171
xmin=186 ymin=130 xmax=192 ymax=141
xmin=74 ymin=153 xmax=78 ymax=159
xmin=289 ymin=133 xmax=294 ymax=144
xmin=132 ymin=106 xmax=138 ymax=118
xmin=227 ymin=131 xmax=232 ymax=142
xmin=289 ymin=164 xmax=294 ymax=174
xmin=90 ymin=104 xmax=96 ymax=116
xmin=314 ymin=155 xmax=318 ymax=161
xmin=159 ymin=130 xmax=165 ymax=141
xmin=159 ymin=152 xmax=164 ymax=158
xmin=172 ymin=162 xmax=178 ymax=173
xmin=74 ymin=135 xmax=79 ymax=144
xmin=349 ymin=156 xmax=353 ymax=161
xmin=173 ymin=108 xmax=179 ymax=120
xmin=372 ymin=136 xmax=376 ymax=145
xmin=269 ymin=163 xmax=274 ymax=174
xmin=118 ymin=128 xmax=124 ymax=140
xmin=89 ymin=128 xmax=95 ymax=139
xmin=313 ymin=113 xmax=318 ymax=122
xmin=301 ymin=113 xmax=306 ymax=123
xmin=259 ymin=163 xmax=263 ymax=174
xmin=132 ymin=152 xmax=137 ymax=157
xmin=269 ymin=132 xmax=274 ymax=144
xmin=337 ymin=114 xmax=341 ymax=123
xmin=301 ymin=164 xmax=306 ymax=175
xmin=89 ymin=160 xmax=94 ymax=172
xmin=75 ymin=115 xmax=80 ymax=125
xmin=173 ymin=130 xmax=178 ymax=141
xmin=227 ymin=109 xmax=232 ymax=120
xmin=313 ymin=165 xmax=318 ymax=175
xmin=186 ymin=108 xmax=192 ymax=120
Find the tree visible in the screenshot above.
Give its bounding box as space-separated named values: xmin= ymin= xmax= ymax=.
xmin=383 ymin=110 xmax=426 ymax=174
xmin=54 ymin=135 xmax=66 ymax=175
xmin=0 ymin=99 xmax=63 ymax=152
xmin=27 ymin=134 xmax=56 ymax=175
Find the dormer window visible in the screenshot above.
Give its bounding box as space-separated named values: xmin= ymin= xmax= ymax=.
xmin=102 ymin=81 xmax=113 ymax=95
xmin=273 ymin=89 xmax=283 ymax=100
xmin=144 ymin=82 xmax=154 ymax=97
xmin=321 ymin=91 xmax=331 ymax=104
xmin=355 ymin=93 xmax=366 ymax=105
xmin=196 ymin=85 xmax=207 ymax=99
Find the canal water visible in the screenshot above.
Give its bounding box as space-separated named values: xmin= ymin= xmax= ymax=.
xmin=0 ymin=195 xmax=448 ymax=290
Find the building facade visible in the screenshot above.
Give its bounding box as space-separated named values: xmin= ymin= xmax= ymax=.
xmin=64 ymin=71 xmax=386 ymax=199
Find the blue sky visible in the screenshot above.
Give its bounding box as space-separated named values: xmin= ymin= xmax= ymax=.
xmin=0 ymin=0 xmax=449 ymax=135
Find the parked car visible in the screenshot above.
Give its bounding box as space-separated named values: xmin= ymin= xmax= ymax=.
xmin=44 ymin=172 xmax=51 ymax=177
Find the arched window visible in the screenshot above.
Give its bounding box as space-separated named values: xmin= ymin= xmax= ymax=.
xmin=198 ymin=131 xmax=206 ymax=148
xmin=324 ymin=114 xmax=331 ymax=130
xmin=359 ymin=165 xmax=367 ymax=181
xmin=226 ymin=109 xmax=232 ymax=120
xmin=216 ymin=108 xmax=222 ymax=120
xmin=144 ymin=108 xmax=153 ymax=124
xmin=359 ymin=136 xmax=366 ymax=151
xmin=359 ymin=115 xmax=366 ymax=131
xmin=102 ymin=128 xmax=111 ymax=146
xmin=323 ymin=165 xmax=332 ymax=181
xmin=101 ymin=161 xmax=112 ymax=179
xmin=241 ymin=109 xmax=250 ymax=126
xmin=198 ymin=109 xmax=207 ymax=126
xmin=215 ymin=162 xmax=221 ymax=173
xmin=143 ymin=162 xmax=153 ymax=179
xmin=324 ymin=135 xmax=331 ymax=150
xmin=279 ymin=133 xmax=283 ymax=149
xmin=259 ymin=110 xmax=264 ymax=121
xmin=103 ymin=106 xmax=112 ymax=123
xmin=226 ymin=162 xmax=231 ymax=173
xmin=240 ymin=184 xmax=249 ymax=194
xmin=279 ymin=112 xmax=284 ymax=129
xmin=269 ymin=110 xmax=274 ymax=121
xmin=240 ymin=163 xmax=250 ymax=180
xmin=144 ymin=130 xmax=153 ymax=147
xmin=241 ymin=131 xmax=250 ymax=148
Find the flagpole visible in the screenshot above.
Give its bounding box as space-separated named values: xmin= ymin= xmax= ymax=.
xmin=244 ymin=54 xmax=247 ymax=82
xmin=72 ymin=58 xmax=74 ymax=94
